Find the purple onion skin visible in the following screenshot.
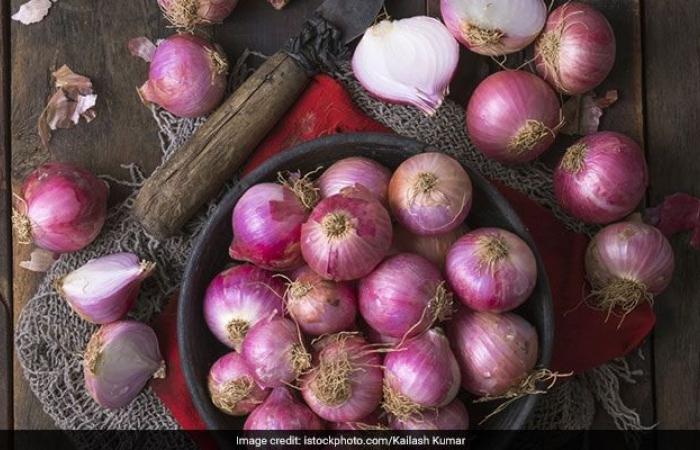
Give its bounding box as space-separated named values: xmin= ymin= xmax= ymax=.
xmin=586 ymin=222 xmax=675 ymax=295
xmin=302 ymin=334 xmax=384 ymax=422
xmin=393 ymin=224 xmax=466 ymax=270
xmin=390 ymin=398 xmax=470 ymax=430
xmin=359 ymin=253 xmax=446 ymax=338
xmin=318 ymin=157 xmax=392 ymax=207
xmin=203 ymin=264 xmax=285 ymax=351
xmin=20 ymin=163 xmax=108 ymax=253
xmin=139 ymin=34 xmax=227 ymax=118
xmin=230 ymin=182 xmax=308 ymax=271
xmin=384 ymin=328 xmax=461 ymax=408
xmin=554 ymin=132 xmax=648 ymax=224
xmin=446 ymin=228 xmax=537 ymax=313
xmin=287 ymin=265 xmax=357 ymax=336
xmin=244 ymin=387 xmax=324 ymax=430
xmin=447 ymin=308 xmax=538 ymax=396
xmin=466 ymin=70 xmax=560 ymax=164
xmin=208 ymin=351 xmax=269 ymax=416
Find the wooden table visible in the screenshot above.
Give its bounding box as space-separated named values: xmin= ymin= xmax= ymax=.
xmin=1 ymin=0 xmax=698 ymax=437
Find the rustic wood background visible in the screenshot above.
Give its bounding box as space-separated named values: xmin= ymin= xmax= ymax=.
xmin=1 ymin=0 xmax=698 ymax=440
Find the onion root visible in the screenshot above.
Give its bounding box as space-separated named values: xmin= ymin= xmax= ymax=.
xmin=211 ymin=377 xmax=256 ymax=414
xmin=586 ymin=277 xmax=653 ymax=327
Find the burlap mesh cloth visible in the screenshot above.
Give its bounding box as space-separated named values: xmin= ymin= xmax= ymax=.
xmin=14 ymin=60 xmax=650 ymax=433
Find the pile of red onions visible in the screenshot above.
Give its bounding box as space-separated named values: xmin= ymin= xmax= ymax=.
xmin=158 ymin=0 xmax=238 ymax=29
xmin=466 ymin=70 xmax=561 ymax=164
xmin=554 ymin=132 xmax=648 ymax=224
xmin=139 ymin=34 xmax=228 ymax=118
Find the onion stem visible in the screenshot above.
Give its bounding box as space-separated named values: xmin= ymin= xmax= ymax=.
xmin=561 ymin=143 xmax=588 ymax=173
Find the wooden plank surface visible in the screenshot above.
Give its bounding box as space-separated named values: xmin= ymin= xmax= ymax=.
xmin=644 ymin=0 xmax=700 ymax=431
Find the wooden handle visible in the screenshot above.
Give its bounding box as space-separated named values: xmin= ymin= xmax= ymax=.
xmin=134 ymin=51 xmax=310 ymax=239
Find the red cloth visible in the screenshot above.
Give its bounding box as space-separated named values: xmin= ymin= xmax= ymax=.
xmin=152 ymin=74 xmax=655 ymax=428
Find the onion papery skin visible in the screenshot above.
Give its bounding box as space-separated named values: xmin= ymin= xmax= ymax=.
xmin=447 ymin=308 xmax=538 ymax=396
xmin=383 ymin=329 xmax=461 ymax=419
xmin=287 ymin=265 xmax=357 ymax=336
xmin=466 ymin=70 xmax=561 ymax=164
xmin=57 ymin=253 xmax=155 ymax=324
xmin=388 ymin=152 xmax=472 ymax=236
xmin=352 ymin=16 xmax=459 ymax=116
xmin=586 ymin=222 xmax=674 ymax=308
xmin=393 ymin=224 xmax=466 ymax=270
xmin=158 ymin=0 xmax=238 ymax=29
xmin=534 ymin=2 xmax=616 ymax=95
xmin=318 ymin=157 xmax=392 ymax=207
xmin=554 ymin=132 xmax=648 ymax=224
xmin=359 ymin=253 xmax=452 ymax=338
xmin=300 ymin=189 xmax=392 ymax=281
xmin=241 ymin=317 xmax=310 ymax=388
xmin=301 ymin=334 xmax=384 ymax=422
xmin=440 ymin=0 xmax=547 ymax=56
xmin=83 ymin=320 xmax=165 ymax=409
xmin=208 ymin=351 xmax=269 ymax=416
xmin=446 ymin=228 xmax=537 ymax=313
xmin=139 ymin=34 xmax=227 ymax=118
xmin=244 ymin=387 xmax=324 ymax=430
xmin=389 ymin=398 xmax=469 ymax=430
xmin=18 ymin=163 xmax=108 ymax=253
xmin=203 ymin=264 xmax=285 ymax=351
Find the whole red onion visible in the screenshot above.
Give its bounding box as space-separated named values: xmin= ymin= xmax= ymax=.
xmin=241 ymin=317 xmax=310 ymax=388
xmin=535 ymin=2 xmax=616 ymax=95
xmin=139 ymin=34 xmax=228 ymax=118
xmin=388 ymin=153 xmax=472 ymax=236
xmin=466 ymin=70 xmax=561 ymax=164
xmin=244 ymin=387 xmax=324 ymax=430
xmin=586 ymin=222 xmax=674 ymax=317
xmin=203 ymin=264 xmax=285 ymax=351
xmin=15 ymin=163 xmax=108 ymax=253
xmin=446 ymin=228 xmax=537 ymax=313
xmin=389 ymin=398 xmax=469 ymax=430
xmin=301 ymin=188 xmax=392 ymax=281
xmin=208 ymin=351 xmax=269 ymax=416
xmin=301 ymin=333 xmax=384 ymax=422
xmin=158 ymin=0 xmax=238 ymax=29
xmin=359 ymin=253 xmax=453 ymax=339
xmin=447 ymin=308 xmax=538 ymax=396
xmin=383 ymin=329 xmax=461 ymax=420
xmin=554 ymin=132 xmax=648 ymax=224
xmin=318 ymin=157 xmax=391 ymax=207
xmin=286 ymin=265 xmax=357 ymax=336
xmin=393 ymin=224 xmax=466 ymax=269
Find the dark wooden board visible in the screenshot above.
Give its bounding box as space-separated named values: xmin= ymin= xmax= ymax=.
xmin=644 ymin=0 xmax=700 ymax=431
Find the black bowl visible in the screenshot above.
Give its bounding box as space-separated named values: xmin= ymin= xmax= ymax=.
xmin=179 ymin=133 xmax=554 ymax=446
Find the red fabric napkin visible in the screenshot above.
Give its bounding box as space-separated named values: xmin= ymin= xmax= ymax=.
xmin=151 ymin=74 xmax=655 ymax=429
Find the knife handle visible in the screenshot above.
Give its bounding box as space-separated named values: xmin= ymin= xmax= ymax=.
xmin=133 ymin=51 xmax=310 ymax=240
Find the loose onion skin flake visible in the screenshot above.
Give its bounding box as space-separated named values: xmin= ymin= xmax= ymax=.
xmin=389 ymin=398 xmax=469 ymax=430
xmin=208 ymin=351 xmax=269 ymax=416
xmin=244 ymin=387 xmax=324 ymax=430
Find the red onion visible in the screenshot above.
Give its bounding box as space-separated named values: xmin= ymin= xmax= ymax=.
xmin=585 ymin=222 xmax=674 ymax=318
xmin=244 ymin=387 xmax=324 ymax=430
xmin=158 ymin=0 xmax=238 ymax=29
xmin=554 ymin=132 xmax=648 ymax=224
xmin=352 ymin=17 xmax=459 ymax=116
xmin=14 ymin=163 xmax=108 ymax=253
xmin=286 ymin=265 xmax=357 ymax=336
xmin=441 ymin=0 xmax=547 ymax=56
xmin=535 ymin=2 xmax=616 ymax=95
xmin=57 ymin=253 xmax=155 ymax=324
xmin=447 ymin=308 xmax=538 ymax=396
xmin=389 ymin=398 xmax=469 ymax=430
xmin=393 ymin=224 xmax=466 ymax=269
xmin=203 ymin=264 xmax=284 ymax=351
xmin=139 ymin=34 xmax=228 ymax=118
xmin=466 ymin=70 xmax=561 ymax=164
xmin=388 ymin=153 xmax=472 ymax=236
xmin=359 ymin=253 xmax=453 ymax=339
xmin=301 ymin=188 xmax=392 ymax=281
xmin=328 ymin=409 xmax=386 ymax=430
xmin=318 ymin=157 xmax=391 ymax=207
xmin=241 ymin=317 xmax=310 ymax=388
xmin=208 ymin=351 xmax=269 ymax=416
xmin=383 ymin=329 xmax=461 ymax=421
xmin=301 ymin=333 xmax=383 ymax=422
xmin=84 ymin=320 xmax=165 ymax=409
xmin=446 ymin=228 xmax=537 ymax=313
